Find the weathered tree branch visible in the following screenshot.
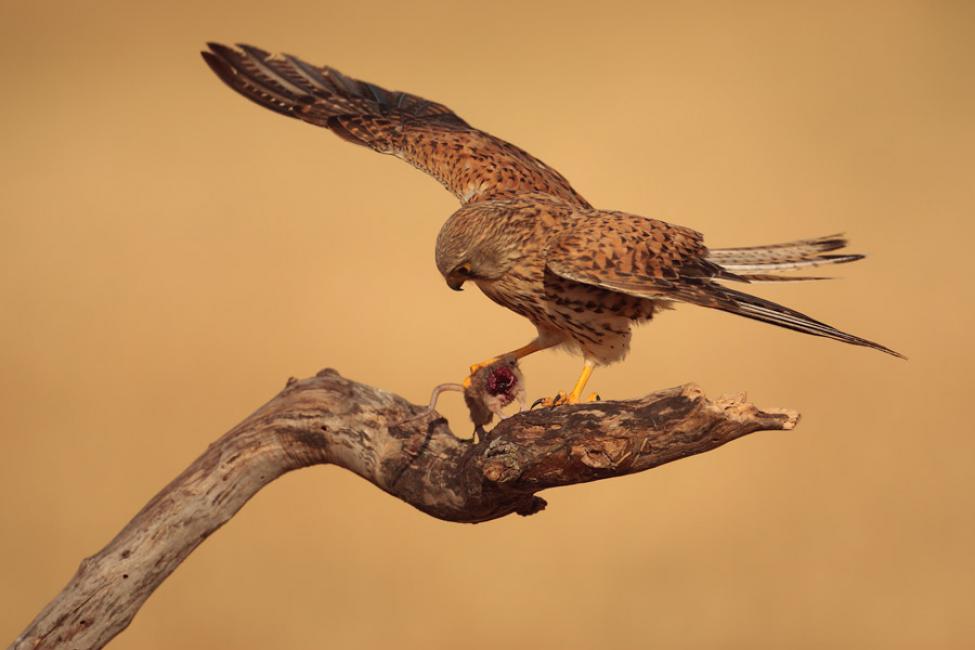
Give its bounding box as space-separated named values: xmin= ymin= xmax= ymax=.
xmin=11 ymin=368 xmax=798 ymax=650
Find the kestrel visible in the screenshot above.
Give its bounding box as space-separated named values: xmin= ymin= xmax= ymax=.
xmin=203 ymin=43 xmax=902 ymax=404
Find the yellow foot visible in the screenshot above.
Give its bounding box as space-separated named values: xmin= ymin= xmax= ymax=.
xmin=463 ymin=357 xmax=500 ymax=388
xmin=530 ymin=391 xmax=601 ymax=409
xmin=531 ymin=391 xmax=568 ymax=409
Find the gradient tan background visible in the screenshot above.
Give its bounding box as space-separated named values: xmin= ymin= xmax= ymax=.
xmin=2 ymin=1 xmax=973 ymax=648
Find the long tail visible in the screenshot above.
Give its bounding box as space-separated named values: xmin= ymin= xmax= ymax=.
xmin=705 ymin=284 xmax=905 ymax=358
xmin=707 ymin=234 xmax=863 ymax=280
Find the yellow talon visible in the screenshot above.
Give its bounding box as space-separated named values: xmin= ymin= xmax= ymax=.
xmin=530 ymin=360 xmax=599 ymax=409
xmin=465 ymin=350 xmax=600 ymax=407
xmin=468 ymin=357 xmax=499 ymax=377
xmin=464 ymin=357 xmax=500 ymax=388
xmin=463 ymin=339 xmax=552 ymax=386
xmin=531 ymin=391 xmax=569 ymax=409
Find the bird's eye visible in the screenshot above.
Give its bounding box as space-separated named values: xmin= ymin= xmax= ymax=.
xmin=456 ymin=263 xmax=473 ymax=276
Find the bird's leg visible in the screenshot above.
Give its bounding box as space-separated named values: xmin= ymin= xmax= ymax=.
xmin=464 ymin=338 xmax=550 ymax=387
xmin=567 ymin=359 xmax=597 ymax=403
xmin=532 ymin=359 xmax=600 ymax=408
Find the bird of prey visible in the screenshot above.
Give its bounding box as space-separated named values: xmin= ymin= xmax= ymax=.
xmin=202 ymin=43 xmax=902 ymax=405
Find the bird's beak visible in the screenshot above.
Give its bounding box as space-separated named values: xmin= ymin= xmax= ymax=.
xmin=446 ymin=275 xmax=465 ymax=291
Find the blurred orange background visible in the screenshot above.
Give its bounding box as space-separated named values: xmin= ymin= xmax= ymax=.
xmin=2 ymin=1 xmax=973 ymax=648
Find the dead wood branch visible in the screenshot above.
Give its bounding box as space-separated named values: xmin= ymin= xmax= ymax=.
xmin=10 ymin=368 xmax=798 ymax=650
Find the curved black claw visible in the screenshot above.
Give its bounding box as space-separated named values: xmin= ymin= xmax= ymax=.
xmin=530 ymin=391 xmax=568 ymax=410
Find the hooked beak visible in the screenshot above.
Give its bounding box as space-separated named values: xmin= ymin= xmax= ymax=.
xmin=446 ymin=275 xmax=465 ymax=291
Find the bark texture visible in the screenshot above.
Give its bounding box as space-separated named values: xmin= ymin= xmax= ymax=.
xmin=11 ymin=368 xmax=798 ymax=650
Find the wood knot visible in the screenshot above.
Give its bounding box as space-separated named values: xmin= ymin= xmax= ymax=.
xmin=483 ymin=459 xmax=521 ymax=483
xmin=679 ymin=383 xmax=704 ymax=400
xmin=572 ymin=438 xmax=629 ymax=469
xmin=482 ymin=439 xmax=522 ymax=483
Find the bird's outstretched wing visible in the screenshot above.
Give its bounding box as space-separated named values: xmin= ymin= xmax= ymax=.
xmin=544 ymin=214 xmax=904 ymax=357
xmin=202 ymin=43 xmax=590 ymax=208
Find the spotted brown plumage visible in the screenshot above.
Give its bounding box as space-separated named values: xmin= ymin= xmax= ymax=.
xmin=203 ymin=43 xmax=903 ymax=404
xmin=202 ymin=43 xmax=589 ymax=208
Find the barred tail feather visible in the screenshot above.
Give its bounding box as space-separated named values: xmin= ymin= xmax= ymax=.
xmin=733 ymin=273 xmax=833 ymax=283
xmin=713 ymin=286 xmax=905 ymax=358
xmin=708 ymin=234 xmax=863 ymax=273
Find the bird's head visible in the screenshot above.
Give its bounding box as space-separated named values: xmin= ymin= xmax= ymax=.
xmin=435 ymin=206 xmax=521 ymax=291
